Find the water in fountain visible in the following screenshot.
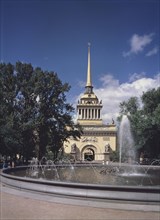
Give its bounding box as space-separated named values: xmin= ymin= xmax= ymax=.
xmin=44 ymin=160 xmax=60 ymax=180
xmin=58 ymin=158 xmax=77 ymax=182
xmin=26 ymin=157 xmax=39 ymax=178
xmin=9 ymin=156 xmax=158 ymax=186
xmin=140 ymin=159 xmax=160 ymax=185
xmin=119 ymin=115 xmax=135 ymax=164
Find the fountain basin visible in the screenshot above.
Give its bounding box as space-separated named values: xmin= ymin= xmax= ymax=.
xmin=1 ymin=166 xmax=160 ymax=203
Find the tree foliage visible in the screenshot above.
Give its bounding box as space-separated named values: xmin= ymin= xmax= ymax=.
xmin=118 ymin=88 xmax=160 ymax=160
xmin=0 ymin=62 xmax=82 ymax=160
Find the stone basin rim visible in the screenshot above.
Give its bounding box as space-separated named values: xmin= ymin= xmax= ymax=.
xmin=1 ymin=166 xmax=160 ymax=203
xmin=1 ymin=166 xmax=160 ymax=192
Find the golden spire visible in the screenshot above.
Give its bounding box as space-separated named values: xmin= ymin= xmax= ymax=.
xmin=86 ymin=42 xmax=92 ymax=87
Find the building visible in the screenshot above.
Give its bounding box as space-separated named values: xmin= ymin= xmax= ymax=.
xmin=64 ymin=44 xmax=117 ymax=162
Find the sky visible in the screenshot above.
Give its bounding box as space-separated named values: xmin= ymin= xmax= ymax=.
xmin=0 ymin=0 xmax=160 ymax=123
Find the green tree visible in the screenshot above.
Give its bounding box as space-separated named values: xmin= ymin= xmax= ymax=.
xmin=119 ymin=97 xmax=139 ymax=116
xmin=0 ymin=63 xmax=21 ymax=158
xmin=14 ymin=62 xmax=36 ymax=161
xmin=140 ymin=88 xmax=160 ymax=158
xmin=0 ymin=62 xmax=82 ymax=161
xmin=118 ymin=87 xmax=160 ymax=161
xmin=32 ymin=68 xmax=82 ymax=159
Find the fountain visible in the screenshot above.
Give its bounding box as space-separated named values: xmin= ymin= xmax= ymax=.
xmin=16 ymin=157 xmax=157 ymax=187
xmin=119 ymin=115 xmax=135 ymax=164
xmin=1 ymin=115 xmax=160 ymax=207
xmin=1 ymin=157 xmax=160 ymax=205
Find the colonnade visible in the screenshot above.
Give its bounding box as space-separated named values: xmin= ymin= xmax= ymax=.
xmin=78 ymin=108 xmax=101 ymax=119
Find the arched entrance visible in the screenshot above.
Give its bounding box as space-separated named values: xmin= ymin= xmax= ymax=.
xmin=82 ymin=146 xmax=95 ymax=161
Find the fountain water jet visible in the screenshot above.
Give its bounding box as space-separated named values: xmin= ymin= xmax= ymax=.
xmin=119 ymin=115 xmax=135 ymax=164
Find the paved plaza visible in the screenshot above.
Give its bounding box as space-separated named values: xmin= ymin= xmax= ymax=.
xmin=0 ymin=182 xmax=160 ymax=220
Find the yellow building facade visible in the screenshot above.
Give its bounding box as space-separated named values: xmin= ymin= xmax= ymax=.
xmin=64 ymin=45 xmax=117 ymax=162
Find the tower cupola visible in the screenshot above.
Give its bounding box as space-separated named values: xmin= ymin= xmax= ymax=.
xmin=77 ymin=44 xmax=103 ymax=125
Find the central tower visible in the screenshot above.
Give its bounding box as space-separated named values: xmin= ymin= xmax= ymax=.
xmin=77 ymin=44 xmax=103 ymax=125
xmin=64 ymin=44 xmax=117 ymax=161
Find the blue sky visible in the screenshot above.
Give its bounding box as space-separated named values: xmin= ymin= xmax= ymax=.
xmin=0 ymin=0 xmax=160 ymax=122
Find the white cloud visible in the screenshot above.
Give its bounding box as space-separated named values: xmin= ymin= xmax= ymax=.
xmin=99 ymin=74 xmax=119 ymax=87
xmin=73 ymin=73 xmax=160 ymax=124
xmin=146 ymin=46 xmax=159 ymax=57
xmin=123 ymin=33 xmax=154 ymax=57
xmin=94 ymin=73 xmax=160 ymax=123
xmin=129 ymin=72 xmax=146 ymax=82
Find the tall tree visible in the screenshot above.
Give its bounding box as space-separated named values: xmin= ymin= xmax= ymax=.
xmin=118 ymin=88 xmax=160 ymax=161
xmin=32 ymin=68 xmax=82 ymax=159
xmin=0 ymin=62 xmax=82 ymax=161
xmin=0 ymin=63 xmax=21 ymax=158
xmin=140 ymin=88 xmax=160 ymax=158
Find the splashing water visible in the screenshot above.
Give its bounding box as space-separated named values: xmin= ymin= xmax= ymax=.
xmin=20 ymin=157 xmax=160 ymax=186
xmin=119 ymin=115 xmax=135 ymax=164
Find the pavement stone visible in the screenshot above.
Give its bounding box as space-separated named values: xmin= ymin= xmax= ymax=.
xmin=0 ymin=183 xmax=160 ymax=220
